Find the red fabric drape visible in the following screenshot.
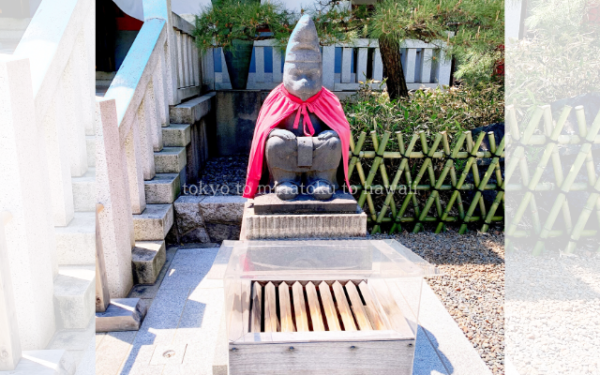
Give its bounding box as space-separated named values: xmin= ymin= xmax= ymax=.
xmin=243 ymin=84 xmax=352 ymax=199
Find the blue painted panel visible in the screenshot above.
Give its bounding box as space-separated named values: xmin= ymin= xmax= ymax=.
xmin=264 ymin=47 xmax=273 ymax=73
xmin=334 ymin=47 xmax=342 ymax=73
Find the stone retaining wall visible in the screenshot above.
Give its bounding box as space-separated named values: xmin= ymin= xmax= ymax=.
xmin=169 ymin=195 xmax=247 ymax=244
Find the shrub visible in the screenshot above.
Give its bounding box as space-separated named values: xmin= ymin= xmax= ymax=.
xmin=343 ymin=81 xmax=505 ymax=141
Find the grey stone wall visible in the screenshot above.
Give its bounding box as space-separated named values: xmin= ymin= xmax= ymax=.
xmin=215 ymin=90 xmax=265 ymax=156
xmin=169 ymin=195 xmax=247 ymax=244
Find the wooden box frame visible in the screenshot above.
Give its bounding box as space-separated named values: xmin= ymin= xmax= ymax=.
xmin=226 ymin=278 xmax=417 ymax=375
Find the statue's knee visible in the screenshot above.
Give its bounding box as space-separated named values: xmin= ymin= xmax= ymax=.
xmin=314 ymin=131 xmax=341 ymax=154
xmin=316 ymin=130 xmax=339 ymax=141
xmin=266 ymin=129 xmax=297 ymax=160
xmin=268 ymin=129 xmax=296 ymax=142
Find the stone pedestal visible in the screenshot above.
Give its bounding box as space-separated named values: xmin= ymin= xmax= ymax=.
xmin=240 ymin=193 xmax=367 ymax=240
xmin=253 ymin=192 xmax=358 ymax=215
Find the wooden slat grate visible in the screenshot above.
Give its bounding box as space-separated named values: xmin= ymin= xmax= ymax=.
xmin=248 ymin=280 xmax=391 ymax=333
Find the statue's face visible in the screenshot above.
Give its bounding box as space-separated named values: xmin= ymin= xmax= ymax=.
xmin=283 ymin=62 xmax=323 ymax=101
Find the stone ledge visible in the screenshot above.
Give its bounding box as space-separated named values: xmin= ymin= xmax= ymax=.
xmin=173 ymin=195 xmax=246 ymax=243
xmin=132 ymin=241 xmax=166 ymax=285
xmin=169 ymin=92 xmax=216 ymax=124
xmin=199 ymin=196 xmax=247 ymax=224
xmin=162 ymin=124 xmax=191 ymax=147
xmin=154 ymin=147 xmax=187 ymax=174
xmin=95 ymin=298 xmax=147 ymax=333
xmin=253 ymin=192 xmax=358 ymax=215
xmin=133 ymin=204 xmax=174 ymax=241
xmin=53 ymin=266 xmax=95 ymax=330
xmin=54 ymin=212 xmax=95 ymax=266
xmin=0 ymin=350 xmax=71 ymax=375
xmin=144 ymin=173 xmax=181 ymax=204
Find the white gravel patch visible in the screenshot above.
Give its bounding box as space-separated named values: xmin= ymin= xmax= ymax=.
xmin=506 ymin=249 xmax=600 ymax=375
xmin=373 ymin=230 xmax=505 ymax=375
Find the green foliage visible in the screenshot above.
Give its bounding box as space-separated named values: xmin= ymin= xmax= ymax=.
xmin=361 ymin=0 xmax=504 ymax=84
xmin=193 ymin=0 xmax=357 ymax=53
xmin=506 ymin=0 xmax=600 ymax=110
xmin=344 ymin=80 xmax=504 ymax=138
xmin=193 ymin=0 xmax=292 ymax=53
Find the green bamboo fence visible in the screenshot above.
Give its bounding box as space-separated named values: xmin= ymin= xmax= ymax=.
xmin=505 ymin=103 xmax=600 ymax=254
xmin=348 ymin=126 xmax=505 ymax=235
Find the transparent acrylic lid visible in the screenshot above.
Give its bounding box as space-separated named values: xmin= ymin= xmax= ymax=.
xmin=222 ymin=240 xmax=440 ymax=344
xmin=223 ymin=239 xmax=440 ymax=281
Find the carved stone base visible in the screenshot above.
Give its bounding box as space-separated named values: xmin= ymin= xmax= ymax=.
xmin=253 ymin=191 xmax=358 ymax=215
xmin=240 ymin=201 xmax=367 ymax=240
xmin=95 ymin=298 xmax=147 ymax=333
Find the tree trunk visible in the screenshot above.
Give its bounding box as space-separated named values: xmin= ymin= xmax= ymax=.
xmin=378 ymin=35 xmax=409 ymax=100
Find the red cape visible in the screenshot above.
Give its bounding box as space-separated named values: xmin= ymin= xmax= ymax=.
xmin=243 ymin=84 xmax=352 ymax=199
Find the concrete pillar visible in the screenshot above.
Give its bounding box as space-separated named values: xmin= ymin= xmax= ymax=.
xmin=144 ymin=0 xmax=178 ymax=105
xmin=152 ymin=49 xmax=169 ymax=128
xmin=41 ymin=80 xmax=76 ymax=227
xmin=143 ymin=81 xmax=162 ymax=153
xmin=0 ymin=212 xmax=21 ymax=371
xmin=136 ymin=95 xmax=157 ymax=182
xmin=61 ymin=41 xmax=89 ymax=177
xmin=123 ymin=122 xmax=147 ymax=215
xmin=96 ymin=100 xmax=135 ymax=298
xmin=0 ymin=57 xmax=57 ymax=350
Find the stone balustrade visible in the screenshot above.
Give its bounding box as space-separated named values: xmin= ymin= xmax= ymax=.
xmin=0 ymin=211 xmax=21 ymax=371
xmin=97 ymin=0 xmax=202 ymax=298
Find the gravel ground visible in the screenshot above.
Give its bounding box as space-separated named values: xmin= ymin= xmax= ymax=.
xmin=373 ymin=230 xmax=505 ymax=375
xmin=505 ymin=247 xmax=600 ymax=375
xmin=197 ymin=155 xmax=248 ymax=195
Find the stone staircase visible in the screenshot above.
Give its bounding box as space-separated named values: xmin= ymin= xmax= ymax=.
xmin=51 ymin=121 xmax=96 ymax=333
xmin=128 ymin=92 xmax=216 ymax=283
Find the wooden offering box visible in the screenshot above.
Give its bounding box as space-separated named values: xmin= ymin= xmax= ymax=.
xmin=222 ymin=240 xmax=439 ymax=375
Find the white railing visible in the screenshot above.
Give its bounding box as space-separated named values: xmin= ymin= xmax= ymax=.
xmin=172 ymin=12 xmax=201 ymax=101
xmin=13 ymin=0 xmax=95 ymax=227
xmin=208 ymin=38 xmax=452 ymax=91
xmin=0 ymin=211 xmax=20 ymax=371
xmin=97 ymin=0 xmax=192 ymax=298
xmin=1 ymin=0 xmax=95 ymax=354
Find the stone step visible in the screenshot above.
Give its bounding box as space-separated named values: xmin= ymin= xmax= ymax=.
xmin=154 ymin=147 xmax=186 ymax=174
xmin=132 ymin=204 xmax=174 ymax=241
xmin=71 ymin=168 xmax=96 ymax=212
xmin=132 ymin=241 xmax=166 ymax=284
xmin=6 ymin=350 xmax=72 ymax=374
xmin=53 ymin=265 xmax=95 ymax=330
xmin=55 ymin=212 xmax=95 ymax=266
xmin=144 ymin=173 xmax=181 ymax=204
xmin=86 ymin=135 xmax=95 ymax=167
xmin=169 ymin=92 xmax=215 ymax=124
xmin=162 ymin=123 xmax=191 ymax=147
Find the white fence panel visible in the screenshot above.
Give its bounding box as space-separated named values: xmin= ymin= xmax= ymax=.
xmin=208 ymin=38 xmax=452 ymax=91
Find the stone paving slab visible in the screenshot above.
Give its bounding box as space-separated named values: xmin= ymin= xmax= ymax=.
xmin=94 ymin=244 xmax=490 ymax=375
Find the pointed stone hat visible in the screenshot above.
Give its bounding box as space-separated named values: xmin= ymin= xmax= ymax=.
xmin=285 ymin=15 xmax=321 ymax=63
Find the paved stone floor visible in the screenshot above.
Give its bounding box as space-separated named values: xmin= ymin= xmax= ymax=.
xmin=95 ymin=244 xmax=490 ymax=375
